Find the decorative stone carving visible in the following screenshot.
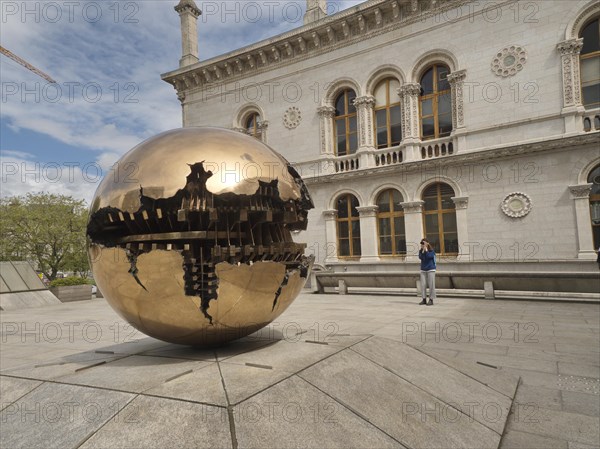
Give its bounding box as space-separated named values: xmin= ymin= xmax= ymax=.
xmin=557 ymin=38 xmax=584 ymax=108
xmin=398 ymin=83 xmax=421 ymax=139
xmin=569 ymin=183 xmax=592 ymax=199
xmin=501 ymin=192 xmax=532 ymax=218
xmin=491 ymin=45 xmax=527 ymax=77
xmin=283 ymin=106 xmax=302 ymax=129
xmin=322 ymin=209 xmax=338 ymax=220
xmin=317 ymin=106 xmax=336 ymax=155
xmin=400 ymin=200 xmax=424 ymax=214
xmin=356 ymin=205 xmax=378 ymax=217
xmin=354 ymin=95 xmax=376 ymax=147
xmin=447 ymin=70 xmax=467 ymax=129
xmin=451 ymin=196 xmax=469 ymax=210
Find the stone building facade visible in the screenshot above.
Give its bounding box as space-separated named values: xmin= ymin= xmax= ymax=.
xmin=162 ymin=0 xmax=600 ymax=273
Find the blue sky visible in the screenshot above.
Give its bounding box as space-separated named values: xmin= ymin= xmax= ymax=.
xmin=1 ymin=0 xmax=363 ymax=203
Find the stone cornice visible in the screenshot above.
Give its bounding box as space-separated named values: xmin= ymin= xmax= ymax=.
xmin=304 ymin=133 xmax=600 ymax=184
xmin=162 ymin=0 xmax=476 ymax=91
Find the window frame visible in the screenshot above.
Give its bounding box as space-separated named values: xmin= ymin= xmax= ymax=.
xmin=245 ymin=112 xmax=263 ymax=140
xmin=333 ymin=89 xmax=358 ymax=156
xmin=373 ymin=78 xmax=402 ymax=149
xmin=588 ymin=164 xmax=600 ymax=249
xmin=579 ymin=17 xmax=600 ymax=108
xmin=419 ymin=64 xmax=452 ymax=141
xmin=422 ymin=183 xmax=458 ymax=256
xmin=336 ymin=193 xmax=361 ymax=259
xmin=376 ymin=189 xmax=406 ymax=257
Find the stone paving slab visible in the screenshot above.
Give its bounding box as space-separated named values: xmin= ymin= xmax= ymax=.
xmin=352 ymin=336 xmax=514 ymax=434
xmin=144 ymin=362 xmax=228 ymax=406
xmin=509 ymin=406 xmax=600 ymax=447
xmin=0 ymin=376 xmax=42 ymax=410
xmin=57 ymin=355 xmax=202 ymax=393
xmin=299 ymin=348 xmax=502 ymax=449
xmin=0 ymin=382 xmax=134 ymax=449
xmin=234 ymin=375 xmax=403 ymax=449
xmin=418 ymin=347 xmax=520 ymax=399
xmin=79 ymin=395 xmax=232 ymax=449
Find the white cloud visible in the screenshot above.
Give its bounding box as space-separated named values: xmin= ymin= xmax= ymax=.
xmin=0 ymin=150 xmax=100 ymax=204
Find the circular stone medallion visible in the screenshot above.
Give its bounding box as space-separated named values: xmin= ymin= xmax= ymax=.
xmin=283 ymin=106 xmax=302 ymax=129
xmin=492 ymin=45 xmax=527 ymax=77
xmin=501 ymin=192 xmax=532 ymax=218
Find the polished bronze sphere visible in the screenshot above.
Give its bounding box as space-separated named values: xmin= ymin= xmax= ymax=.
xmin=87 ymin=127 xmax=314 ymax=346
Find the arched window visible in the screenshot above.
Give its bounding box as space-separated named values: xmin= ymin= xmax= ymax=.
xmin=245 ymin=112 xmax=262 ymax=140
xmin=374 ymin=78 xmax=402 ymax=149
xmin=420 ymin=64 xmax=452 ymax=140
xmin=376 ymin=189 xmax=406 ymax=256
xmin=580 ymin=18 xmax=600 ymax=108
xmin=334 ymin=89 xmax=358 ymax=156
xmin=588 ymin=164 xmax=600 ymax=248
xmin=336 ymin=194 xmax=361 ymax=257
xmin=422 ymin=183 xmax=458 ymax=255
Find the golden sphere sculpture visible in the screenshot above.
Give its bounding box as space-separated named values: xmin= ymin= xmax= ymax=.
xmin=87 ymin=127 xmax=314 ymax=346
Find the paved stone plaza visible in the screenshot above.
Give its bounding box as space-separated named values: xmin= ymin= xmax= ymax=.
xmin=1 ymin=292 xmax=599 ymax=449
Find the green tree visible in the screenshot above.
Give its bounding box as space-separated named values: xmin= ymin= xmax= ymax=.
xmin=0 ymin=193 xmax=89 ymax=281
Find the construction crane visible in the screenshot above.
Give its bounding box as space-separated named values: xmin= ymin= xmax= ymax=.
xmin=0 ymin=45 xmax=56 ymax=83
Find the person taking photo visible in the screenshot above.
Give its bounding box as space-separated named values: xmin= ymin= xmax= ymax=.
xmin=418 ymin=238 xmax=436 ymax=306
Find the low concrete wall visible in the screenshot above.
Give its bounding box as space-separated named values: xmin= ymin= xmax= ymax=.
xmin=50 ymin=285 xmax=92 ymax=302
xmin=314 ymin=271 xmax=600 ymax=297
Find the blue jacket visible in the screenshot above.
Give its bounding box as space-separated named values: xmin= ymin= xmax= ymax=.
xmin=419 ymin=250 xmax=436 ymax=271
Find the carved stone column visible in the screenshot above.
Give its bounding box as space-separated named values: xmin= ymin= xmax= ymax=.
xmin=354 ymin=96 xmax=376 ymax=150
xmin=448 ymin=69 xmax=467 ymax=153
xmin=356 ymin=206 xmax=379 ymax=262
xmin=398 ymin=83 xmax=421 ymax=162
xmin=401 ymin=200 xmax=425 ymax=262
xmin=447 ymin=70 xmax=466 ymax=130
xmin=451 ymin=196 xmax=470 ymax=261
xmin=569 ymin=184 xmax=596 ymax=259
xmin=557 ymin=39 xmax=585 ymax=134
xmin=323 ymin=209 xmax=339 ymax=263
xmin=317 ymin=106 xmax=336 ymax=155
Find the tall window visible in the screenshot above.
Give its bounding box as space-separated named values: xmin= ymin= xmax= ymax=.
xmin=334 ymin=89 xmax=358 ymax=156
xmin=336 ymin=194 xmax=361 ymax=257
xmin=580 ymin=18 xmax=600 ymax=108
xmin=376 ymin=189 xmax=406 ymax=256
xmin=589 ymin=164 xmax=600 ymax=249
xmin=245 ymin=112 xmax=262 ymax=140
xmin=420 ymin=64 xmax=452 ymax=140
xmin=422 ymin=183 xmax=458 ymax=255
xmin=374 ymin=78 xmax=402 ymax=148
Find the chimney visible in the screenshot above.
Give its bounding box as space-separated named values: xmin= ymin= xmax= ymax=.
xmin=304 ymin=0 xmax=327 ymax=25
xmin=175 ymin=0 xmax=202 ymax=67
